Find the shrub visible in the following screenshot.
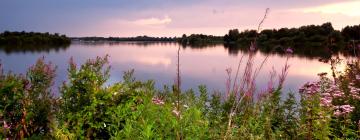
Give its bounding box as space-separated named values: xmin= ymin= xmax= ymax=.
xmin=0 ymin=58 xmax=56 ymax=139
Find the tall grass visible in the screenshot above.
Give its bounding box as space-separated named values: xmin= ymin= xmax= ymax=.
xmin=0 ymin=54 xmax=360 ymax=139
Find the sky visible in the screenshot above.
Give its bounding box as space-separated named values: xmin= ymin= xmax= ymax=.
xmin=0 ymin=0 xmax=359 ymax=37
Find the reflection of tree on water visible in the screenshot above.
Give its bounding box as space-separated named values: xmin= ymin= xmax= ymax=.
xmin=0 ymin=44 xmax=70 ymax=54
xmin=180 ymin=43 xmax=220 ymax=50
xmin=72 ymin=40 xmax=177 ymax=47
xmin=77 ymin=40 xmax=357 ymax=60
xmin=181 ymin=42 xmax=358 ymax=62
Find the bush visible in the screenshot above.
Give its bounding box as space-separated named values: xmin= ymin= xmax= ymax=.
xmin=0 ymin=58 xmax=56 ymax=139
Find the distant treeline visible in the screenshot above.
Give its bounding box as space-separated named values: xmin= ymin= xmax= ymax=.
xmin=73 ymin=34 xmax=224 ymax=45
xmin=72 ymin=36 xmax=176 ymax=42
xmin=177 ymin=34 xmax=223 ymax=45
xmin=0 ymin=31 xmax=71 ymax=46
xmin=224 ymin=23 xmax=360 ymax=53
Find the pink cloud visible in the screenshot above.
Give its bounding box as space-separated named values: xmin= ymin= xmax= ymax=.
xmin=132 ymin=16 xmax=172 ymax=26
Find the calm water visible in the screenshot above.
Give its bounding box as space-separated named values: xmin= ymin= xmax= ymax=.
xmin=0 ymin=42 xmax=350 ymax=94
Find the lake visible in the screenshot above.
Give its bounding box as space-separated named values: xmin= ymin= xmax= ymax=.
xmin=0 ymin=41 xmax=351 ymax=95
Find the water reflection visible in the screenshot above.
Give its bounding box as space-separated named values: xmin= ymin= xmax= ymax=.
xmin=0 ymin=41 xmax=353 ymax=94
xmin=0 ymin=44 xmax=69 ymax=54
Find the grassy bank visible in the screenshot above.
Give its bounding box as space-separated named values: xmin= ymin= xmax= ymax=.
xmin=1 ymin=51 xmax=359 ymax=139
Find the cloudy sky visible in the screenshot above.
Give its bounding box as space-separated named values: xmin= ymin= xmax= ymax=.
xmin=1 ymin=0 xmax=359 ymax=37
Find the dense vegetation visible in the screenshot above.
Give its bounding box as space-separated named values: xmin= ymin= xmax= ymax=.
xmin=177 ymin=34 xmax=223 ymax=45
xmin=73 ymin=36 xmax=176 ymax=42
xmin=0 ymin=31 xmax=71 ymax=46
xmin=224 ymin=23 xmax=360 ymax=57
xmin=70 ymin=23 xmax=360 ymax=58
xmin=1 ymin=53 xmax=359 ymax=139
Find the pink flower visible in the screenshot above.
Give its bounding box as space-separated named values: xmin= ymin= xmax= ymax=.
xmin=356 ymin=75 xmax=360 ymax=80
xmin=334 ymin=110 xmax=342 ymax=117
xmin=172 ymin=109 xmax=180 ymax=117
xmin=299 ymin=82 xmax=321 ymax=96
xmin=320 ymin=98 xmax=332 ymax=107
xmin=341 ymin=105 xmax=354 ymax=111
xmin=152 ymin=97 xmax=164 ymax=105
xmin=333 ymin=105 xmax=355 ymax=117
xmin=3 ymin=120 xmax=10 ymax=129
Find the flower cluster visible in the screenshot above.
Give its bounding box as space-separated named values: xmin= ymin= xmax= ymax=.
xmin=299 ymin=82 xmax=321 ymax=97
xmin=348 ymin=82 xmax=360 ymax=100
xmin=152 ymin=97 xmax=165 ymax=105
xmin=333 ymin=105 xmax=355 ymax=117
xmin=299 ymin=73 xmax=359 ymax=117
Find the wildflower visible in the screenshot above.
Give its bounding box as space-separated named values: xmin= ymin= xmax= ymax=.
xmin=299 ymin=82 xmax=320 ymax=96
xmin=356 ymin=75 xmax=360 ymax=80
xmin=172 ymin=109 xmax=180 ymax=117
xmin=152 ymin=97 xmax=164 ymax=105
xmin=333 ymin=92 xmax=344 ymax=98
xmin=334 ymin=110 xmax=342 ymax=117
xmin=320 ymin=97 xmax=332 ymax=107
xmin=333 ymin=105 xmax=355 ymax=117
xmin=3 ymin=120 xmax=9 ymax=129
xmin=322 ymin=92 xmax=331 ymax=97
xmin=342 ymin=105 xmax=354 ymax=113
xmin=103 ymin=123 xmax=106 ymax=128
xmin=183 ymin=104 xmax=189 ymax=109
xmin=113 ymin=92 xmax=118 ymax=95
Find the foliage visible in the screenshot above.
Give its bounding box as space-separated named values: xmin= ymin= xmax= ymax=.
xmin=1 ymin=56 xmax=360 ymax=139
xmin=341 ymin=24 xmax=360 ymax=42
xmin=0 ymin=58 xmax=56 ymax=139
xmin=178 ymin=34 xmax=223 ymax=45
xmin=0 ymin=31 xmax=71 ymax=46
xmin=298 ymin=58 xmax=360 ymax=139
xmin=223 ymin=22 xmax=360 ymax=58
